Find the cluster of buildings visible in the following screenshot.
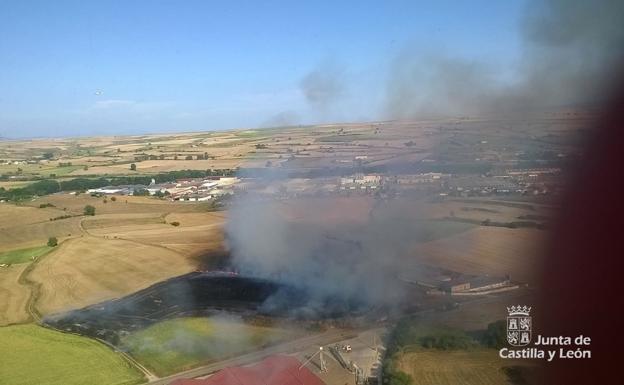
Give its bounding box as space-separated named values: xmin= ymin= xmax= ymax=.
xmin=339 ymin=173 xmax=382 ymax=190
xmin=87 ymin=177 xmax=239 ymax=201
xmin=84 ymin=166 xmax=562 ymax=202
xmin=399 ymin=264 xmax=517 ymax=296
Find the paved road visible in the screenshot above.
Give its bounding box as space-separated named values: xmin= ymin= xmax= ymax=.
xmin=147 ymin=329 xmax=356 ymax=385
xmin=146 ymin=288 xmax=532 ymax=385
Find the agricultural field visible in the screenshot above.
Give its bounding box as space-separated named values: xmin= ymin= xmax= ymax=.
xmin=0 ymin=180 xmax=32 ymax=189
xmin=421 ymin=288 xmax=534 ymax=331
xmin=0 ymin=324 xmax=144 ymax=385
xmin=0 ymin=115 xmax=576 ymax=383
xmin=0 ymin=245 xmax=52 ymax=265
xmin=423 ymin=198 xmax=554 ymax=225
xmin=120 ymin=316 xmax=300 ymax=377
xmin=412 ymin=226 xmax=546 ymax=284
xmin=0 ymin=264 xmax=31 ymax=325
xmin=29 ymin=236 xmax=197 ymax=315
xmin=396 ymin=349 xmax=524 ymax=385
xmin=0 ymin=193 xmax=226 ymax=320
xmin=269 ymin=196 xmax=476 ymax=242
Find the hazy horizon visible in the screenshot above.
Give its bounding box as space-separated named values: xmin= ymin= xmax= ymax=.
xmin=1 ymin=1 xmax=528 ymax=138
xmin=2 ymin=0 xmax=621 ymax=139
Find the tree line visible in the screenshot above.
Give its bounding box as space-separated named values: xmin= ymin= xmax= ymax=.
xmin=0 ymin=168 xmax=236 ymax=201
xmin=381 ymin=317 xmax=507 ymax=385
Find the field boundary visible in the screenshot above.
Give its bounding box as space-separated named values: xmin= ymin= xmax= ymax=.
xmin=16 ymin=240 xmax=67 ymax=323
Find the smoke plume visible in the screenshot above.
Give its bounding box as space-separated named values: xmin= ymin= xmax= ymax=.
xmin=224 ymin=0 xmax=624 ymax=315
xmin=225 ymin=196 xmax=421 ymax=311
xmin=385 ymin=0 xmax=624 ymax=119
xmin=299 ymin=62 xmax=345 ymax=112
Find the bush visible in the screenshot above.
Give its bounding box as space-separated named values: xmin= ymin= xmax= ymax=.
xmin=382 ymin=359 xmax=413 ymax=385
xmin=39 ymin=203 xmax=55 ymax=208
xmin=110 ymin=196 xmax=117 ymax=202
xmin=132 ymin=188 xmax=150 ymax=196
xmin=386 ymin=370 xmax=413 ymax=385
xmin=50 ymin=215 xmax=72 ymax=221
xmin=130 ymin=163 xmax=137 ymax=171
xmin=170 ymin=221 xmax=180 ymax=227
xmin=47 ymin=237 xmax=58 ymax=247
xmin=83 ymin=205 xmax=96 ymax=216
xmin=481 ymin=320 xmax=507 ymax=349
xmin=417 ymin=329 xmax=475 ymax=350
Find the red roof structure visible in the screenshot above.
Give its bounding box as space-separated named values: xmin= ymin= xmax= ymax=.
xmin=171 ymin=355 xmax=326 ymax=385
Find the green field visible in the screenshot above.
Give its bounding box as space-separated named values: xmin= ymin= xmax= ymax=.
xmin=46 ymin=165 xmax=82 ymax=177
xmin=0 ymin=163 xmax=82 ymax=178
xmin=397 ymin=349 xmax=512 ymax=385
xmin=0 ymin=245 xmax=52 ymax=265
xmin=419 ymin=220 xmax=475 ymax=242
xmin=121 ymin=316 xmax=298 ymax=376
xmin=0 ymin=324 xmax=144 ymax=385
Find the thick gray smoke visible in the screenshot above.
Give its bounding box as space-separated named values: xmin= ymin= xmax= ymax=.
xmin=385 ymin=54 xmax=503 ymax=118
xmin=299 ymin=62 xmax=345 ymax=112
xmin=386 ymin=0 xmax=624 ymax=119
xmin=225 ymin=197 xmax=419 ymax=309
xmin=224 ymin=0 xmax=624 ymax=313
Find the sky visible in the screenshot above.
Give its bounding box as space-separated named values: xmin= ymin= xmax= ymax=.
xmin=0 ymin=0 xmax=527 ymax=138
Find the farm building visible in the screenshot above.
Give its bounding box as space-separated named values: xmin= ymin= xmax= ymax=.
xmin=171 ymin=355 xmax=325 ymax=385
xmin=87 ymin=184 xmax=147 ymax=195
xmin=399 ymin=264 xmax=513 ymax=294
xmin=438 ymin=274 xmax=513 ymax=294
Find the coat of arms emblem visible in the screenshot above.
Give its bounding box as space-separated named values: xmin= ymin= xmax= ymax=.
xmin=507 ymin=305 xmax=531 ymax=346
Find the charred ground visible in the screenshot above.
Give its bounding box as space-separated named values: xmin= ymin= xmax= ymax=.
xmin=43 ymin=271 xmax=376 ymax=346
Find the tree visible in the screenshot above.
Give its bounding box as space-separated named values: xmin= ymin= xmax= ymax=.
xmin=132 ymin=188 xmax=150 ymax=196
xmin=481 ymin=320 xmax=507 ymax=349
xmin=386 ymin=371 xmax=413 ymax=385
xmin=47 ymin=237 xmax=58 ymax=247
xmin=130 ymin=163 xmax=137 ymax=171
xmin=83 ymin=205 xmax=96 ymax=216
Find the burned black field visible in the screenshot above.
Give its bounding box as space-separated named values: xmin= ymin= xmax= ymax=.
xmin=43 ymin=272 xmax=373 ymax=345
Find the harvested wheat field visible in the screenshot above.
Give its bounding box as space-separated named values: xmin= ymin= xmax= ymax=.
xmin=412 ymin=226 xmax=546 ymax=284
xmin=84 ymin=211 xmax=226 ymax=257
xmin=29 ymin=236 xmax=196 ymax=315
xmin=0 ymin=216 xmax=83 ymax=252
xmin=0 ymin=264 xmax=31 ymax=325
xmin=26 ymin=194 xmax=206 ymax=216
xmin=397 ymin=349 xmax=520 ymax=385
